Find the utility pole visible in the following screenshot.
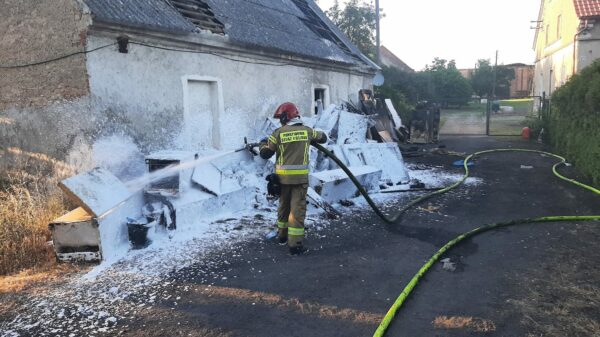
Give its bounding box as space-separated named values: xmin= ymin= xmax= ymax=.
xmin=492 ymin=50 xmax=498 ymax=100
xmin=376 ymin=0 xmax=381 ymax=64
xmin=486 ymin=50 xmax=498 ymax=136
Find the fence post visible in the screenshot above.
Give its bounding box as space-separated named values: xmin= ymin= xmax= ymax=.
xmin=486 ymin=99 xmax=491 ymax=136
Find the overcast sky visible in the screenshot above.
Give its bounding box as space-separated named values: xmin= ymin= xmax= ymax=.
xmin=317 ymin=0 xmax=540 ymax=70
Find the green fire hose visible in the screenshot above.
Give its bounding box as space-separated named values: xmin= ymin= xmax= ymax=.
xmin=312 ymin=144 xmax=600 ymax=337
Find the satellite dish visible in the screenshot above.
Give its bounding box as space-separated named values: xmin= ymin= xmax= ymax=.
xmin=372 ymin=71 xmax=385 ymax=86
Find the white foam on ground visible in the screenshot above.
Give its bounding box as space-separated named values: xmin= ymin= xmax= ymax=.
xmin=1 ymin=161 xmax=481 ymax=337
xmin=406 ymin=164 xmax=482 ymax=187
xmin=3 ymin=105 xmax=481 ymax=336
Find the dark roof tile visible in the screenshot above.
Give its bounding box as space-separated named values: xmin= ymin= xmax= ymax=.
xmin=82 ymin=0 xmax=375 ymax=69
xmin=84 ymin=0 xmax=196 ymax=34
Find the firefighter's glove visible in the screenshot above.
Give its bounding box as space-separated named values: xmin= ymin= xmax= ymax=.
xmin=250 ymin=137 xmax=268 ymax=157
xmin=245 ymin=143 xmax=259 ymax=156
xmin=257 ymin=138 xmax=269 ymax=149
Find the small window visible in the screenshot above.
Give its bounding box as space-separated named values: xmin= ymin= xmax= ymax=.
xmin=314 ymin=88 xmax=326 ymax=114
xmin=557 ymin=15 xmax=561 ymax=39
xmin=312 ymin=84 xmax=329 ymax=115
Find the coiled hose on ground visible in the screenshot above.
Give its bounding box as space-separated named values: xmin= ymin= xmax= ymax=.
xmin=312 ymin=144 xmax=600 ymax=337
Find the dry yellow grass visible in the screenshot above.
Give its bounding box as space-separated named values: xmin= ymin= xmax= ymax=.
xmin=195 ymin=285 xmax=384 ymax=325
xmin=0 ymin=146 xmax=72 ymax=277
xmin=0 ymin=185 xmax=65 ymax=275
xmin=508 ymin=224 xmax=600 ymax=336
xmin=432 ymin=315 xmax=496 ymax=332
xmin=0 ymin=263 xmax=81 ymax=294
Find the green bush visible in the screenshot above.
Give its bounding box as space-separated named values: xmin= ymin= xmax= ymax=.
xmin=547 ymin=60 xmax=600 ymax=185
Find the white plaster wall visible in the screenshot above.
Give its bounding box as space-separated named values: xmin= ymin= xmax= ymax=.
xmin=86 ymin=36 xmax=373 ymax=152
xmin=533 ymin=44 xmax=573 ymax=97
xmin=534 ymin=24 xmax=600 ymax=97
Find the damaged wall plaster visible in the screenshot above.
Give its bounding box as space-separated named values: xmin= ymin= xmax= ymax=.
xmin=0 ymin=0 xmax=91 ymax=110
xmin=84 ymin=34 xmax=372 ymax=151
xmin=1 ymin=27 xmax=372 ymax=175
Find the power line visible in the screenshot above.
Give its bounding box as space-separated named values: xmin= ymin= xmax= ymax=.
xmin=0 ymin=43 xmax=116 ymax=69
xmin=1 ymin=34 xmax=362 ymax=69
xmin=0 ymin=40 xmax=302 ymax=69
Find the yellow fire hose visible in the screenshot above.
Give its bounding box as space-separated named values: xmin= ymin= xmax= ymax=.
xmin=313 ymin=144 xmax=600 ymax=337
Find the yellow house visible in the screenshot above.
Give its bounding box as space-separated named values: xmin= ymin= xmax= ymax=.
xmin=533 ymin=0 xmax=600 ymax=96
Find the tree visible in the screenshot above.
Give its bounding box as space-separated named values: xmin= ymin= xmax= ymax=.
xmin=495 ymin=66 xmax=515 ymax=99
xmin=470 ymin=59 xmax=516 ymax=99
xmin=419 ymin=58 xmax=472 ymax=107
xmin=470 ymin=59 xmax=494 ymax=97
xmin=326 ymin=0 xmax=381 ymax=60
xmin=325 ymin=3 xmax=472 ymax=109
xmin=378 ymin=66 xmax=419 ymax=121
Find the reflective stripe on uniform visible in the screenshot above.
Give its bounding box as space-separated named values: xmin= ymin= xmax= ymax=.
xmin=269 ymin=135 xmax=277 ymax=144
xmin=276 ymin=164 xmax=309 ymax=176
xmin=288 ymin=227 xmax=305 ymax=236
xmin=276 ymin=169 xmax=309 ymax=175
xmin=277 ymin=221 xmax=288 ymax=229
xmin=303 ymin=142 xmax=309 ymax=164
xmin=278 ymin=145 xmax=285 ymax=165
xmin=277 ymin=165 xmax=309 ymax=170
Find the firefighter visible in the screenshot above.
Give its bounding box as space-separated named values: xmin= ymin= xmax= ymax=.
xmin=259 ymin=102 xmax=327 ymax=255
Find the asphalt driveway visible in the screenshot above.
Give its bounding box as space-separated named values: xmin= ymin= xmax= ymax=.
xmin=4 ymin=135 xmax=598 ymax=337
xmin=118 ymin=135 xmax=600 ymax=337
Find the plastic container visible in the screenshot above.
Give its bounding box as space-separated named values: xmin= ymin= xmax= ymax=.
xmin=127 ymin=219 xmax=153 ymax=249
xmin=522 ymin=127 xmax=531 ymax=140
xmin=265 ymin=230 xmax=277 ymax=240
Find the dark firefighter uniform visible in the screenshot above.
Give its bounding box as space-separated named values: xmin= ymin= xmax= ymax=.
xmin=259 ymin=124 xmax=327 ymax=250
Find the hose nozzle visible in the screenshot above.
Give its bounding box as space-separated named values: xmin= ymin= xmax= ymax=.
xmin=235 ymin=137 xmax=259 ymax=155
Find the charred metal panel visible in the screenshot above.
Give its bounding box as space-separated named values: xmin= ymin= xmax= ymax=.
xmin=58 ymin=168 xmax=133 ymax=218
xmin=309 ymin=166 xmax=381 ymax=203
xmin=170 ymin=0 xmax=224 ymax=34
xmin=342 ymin=143 xmax=410 ymax=184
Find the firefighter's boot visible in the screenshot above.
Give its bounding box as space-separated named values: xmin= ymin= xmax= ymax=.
xmin=289 ymin=245 xmax=308 ymax=255
xmin=276 ymin=221 xmax=288 ymax=245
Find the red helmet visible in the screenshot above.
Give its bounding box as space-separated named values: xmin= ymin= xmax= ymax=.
xmin=274 ymin=102 xmax=300 ymax=124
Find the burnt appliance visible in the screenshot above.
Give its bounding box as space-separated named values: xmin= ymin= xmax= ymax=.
xmin=50 ymin=168 xmax=143 ymax=262
xmin=144 ymin=151 xmax=197 ymax=196
xmin=49 ymin=207 xmax=101 ymax=262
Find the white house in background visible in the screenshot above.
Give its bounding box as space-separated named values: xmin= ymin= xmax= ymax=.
xmin=379 ymin=46 xmax=414 ymax=73
xmin=0 ymin=0 xmax=378 ymax=171
xmin=533 ymin=0 xmax=600 ymax=96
